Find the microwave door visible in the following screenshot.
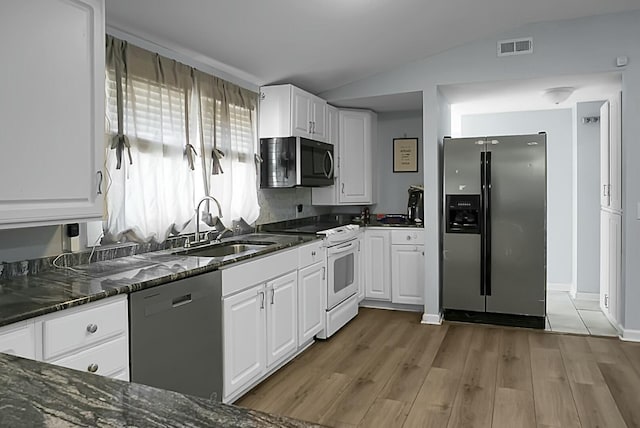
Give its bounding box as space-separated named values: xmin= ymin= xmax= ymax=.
xmin=260 ymin=137 xmax=296 ymax=188
xmin=299 ymin=138 xmax=334 ymax=186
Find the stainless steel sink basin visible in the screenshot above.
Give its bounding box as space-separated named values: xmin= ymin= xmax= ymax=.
xmin=175 ymin=241 xmax=275 ymax=258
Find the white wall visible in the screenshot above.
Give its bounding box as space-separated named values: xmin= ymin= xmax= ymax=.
xmin=576 ymin=101 xmax=604 ymax=295
xmin=374 ymin=111 xmax=423 ymax=214
xmin=321 ymin=10 xmax=640 ymax=334
xmin=460 ymin=109 xmax=573 ymax=287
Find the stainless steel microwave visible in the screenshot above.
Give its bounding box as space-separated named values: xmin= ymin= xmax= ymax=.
xmin=260 ymin=137 xmax=334 ymax=188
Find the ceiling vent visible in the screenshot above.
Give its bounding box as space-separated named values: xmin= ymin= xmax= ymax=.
xmin=497 ymin=37 xmax=533 ymax=57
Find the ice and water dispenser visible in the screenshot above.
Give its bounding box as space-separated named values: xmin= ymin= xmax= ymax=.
xmin=445 ymin=195 xmax=480 ymax=234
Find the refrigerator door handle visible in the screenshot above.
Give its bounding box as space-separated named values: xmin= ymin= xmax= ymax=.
xmin=485 ymin=151 xmax=492 ymax=296
xmin=480 ymin=151 xmax=486 ymax=296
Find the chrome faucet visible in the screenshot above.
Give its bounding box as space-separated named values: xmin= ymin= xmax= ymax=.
xmin=190 ymin=196 xmax=223 ymax=247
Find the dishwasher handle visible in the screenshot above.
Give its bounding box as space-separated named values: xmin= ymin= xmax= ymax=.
xmin=172 ymin=293 xmax=192 ymax=307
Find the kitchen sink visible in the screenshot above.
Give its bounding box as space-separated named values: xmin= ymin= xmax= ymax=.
xmin=174 ymin=241 xmax=276 ymax=258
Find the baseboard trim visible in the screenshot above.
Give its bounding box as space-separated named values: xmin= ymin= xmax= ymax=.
xmin=621 ymin=328 xmax=640 ymax=342
xmin=421 ymin=312 xmax=443 ymax=325
xmin=360 ymin=300 xmax=423 ymax=313
xmin=547 ymin=282 xmax=572 ymax=292
xmin=574 ymin=292 xmax=599 ymax=301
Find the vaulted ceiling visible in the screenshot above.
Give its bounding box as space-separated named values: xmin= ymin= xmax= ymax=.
xmin=105 ymin=0 xmax=640 ymax=94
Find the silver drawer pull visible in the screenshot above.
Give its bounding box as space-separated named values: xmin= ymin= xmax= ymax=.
xmin=311 ymin=250 xmax=316 ymax=256
xmin=86 ymin=324 xmax=98 ymax=334
xmin=87 ymin=363 xmax=99 ymax=373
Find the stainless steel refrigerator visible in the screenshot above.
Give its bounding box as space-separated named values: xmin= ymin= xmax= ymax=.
xmin=442 ymin=133 xmax=546 ymax=329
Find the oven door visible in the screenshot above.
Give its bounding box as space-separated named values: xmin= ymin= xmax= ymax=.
xmin=299 ymin=137 xmax=334 ymax=187
xmin=327 ymin=238 xmax=359 ymax=309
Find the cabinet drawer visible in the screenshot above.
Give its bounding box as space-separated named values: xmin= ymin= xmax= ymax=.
xmin=391 ymin=229 xmax=424 ymax=245
xmin=0 ymin=321 xmax=36 ymax=360
xmin=50 ymin=336 xmax=128 ymax=378
xmin=42 ymin=296 xmax=127 ymax=360
xmin=298 ymin=240 xmax=326 ymax=268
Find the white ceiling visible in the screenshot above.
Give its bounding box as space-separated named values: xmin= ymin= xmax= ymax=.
xmin=332 ymin=91 xmax=423 ymax=113
xmin=442 ymin=72 xmax=622 ymax=116
xmin=104 ymin=0 xmax=640 ymax=95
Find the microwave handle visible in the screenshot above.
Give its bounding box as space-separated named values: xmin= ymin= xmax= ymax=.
xmin=324 ymin=150 xmax=334 ymax=179
xmin=282 ymin=143 xmax=289 ymax=179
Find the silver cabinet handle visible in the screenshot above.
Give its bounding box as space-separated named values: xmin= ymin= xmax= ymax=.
xmin=312 ymin=250 xmax=316 ymax=256
xmin=309 ymin=121 xmax=313 ymax=133
xmin=86 ymin=324 xmax=98 ymax=334
xmin=96 ymin=171 xmax=103 ymax=195
xmin=259 ymin=291 xmax=265 ymax=309
xmin=422 ymin=251 xmax=425 ymax=256
xmin=406 ymin=235 xmax=411 ymax=241
xmin=87 ymin=363 xmax=99 ymax=373
xmin=603 ymin=184 xmax=607 ymax=196
xmin=341 ymin=183 xmax=345 ymax=194
xmin=271 ymin=288 xmax=275 ymax=305
xmin=322 ymin=267 xmax=326 ymax=280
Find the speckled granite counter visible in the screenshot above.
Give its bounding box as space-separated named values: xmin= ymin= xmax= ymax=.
xmin=0 ymin=233 xmax=319 ymax=328
xmin=0 ymin=353 xmax=323 ymax=427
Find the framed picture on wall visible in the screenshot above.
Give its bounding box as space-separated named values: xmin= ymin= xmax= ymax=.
xmin=393 ymin=138 xmax=418 ymax=172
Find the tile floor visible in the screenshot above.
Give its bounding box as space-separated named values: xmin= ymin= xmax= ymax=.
xmin=546 ymin=290 xmax=618 ymax=336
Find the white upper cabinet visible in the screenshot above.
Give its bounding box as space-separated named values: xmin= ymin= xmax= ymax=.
xmin=600 ymin=93 xmax=622 ymax=212
xmin=259 ymin=84 xmax=327 ymax=142
xmin=0 ymin=0 xmax=105 ymax=229
xmin=339 ymin=110 xmax=376 ymax=204
xmin=312 ymin=108 xmax=376 ymax=206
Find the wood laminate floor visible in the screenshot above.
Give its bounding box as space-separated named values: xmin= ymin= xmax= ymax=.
xmin=236 ymin=308 xmax=640 ymax=428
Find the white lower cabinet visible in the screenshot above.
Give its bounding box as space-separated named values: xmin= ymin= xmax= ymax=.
xmin=298 ymin=262 xmax=326 ymax=344
xmin=364 ymin=230 xmax=391 ymax=300
xmin=391 ymin=245 xmax=425 ymax=305
xmin=0 ymin=321 xmax=36 ymax=359
xmin=40 ymin=295 xmax=129 ymax=381
xmin=0 ymin=295 xmax=129 ymax=381
xmin=222 ymin=271 xmax=299 ymax=400
xmin=266 ymin=272 xmax=298 ymax=368
xmin=363 ymin=228 xmax=425 ymax=305
xmin=223 ymin=285 xmax=267 ymax=399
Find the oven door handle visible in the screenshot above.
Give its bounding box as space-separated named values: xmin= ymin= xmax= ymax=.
xmin=328 ymin=241 xmax=356 ymax=255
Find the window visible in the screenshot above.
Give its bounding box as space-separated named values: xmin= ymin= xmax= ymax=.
xmin=103 ymin=36 xmax=259 ymax=244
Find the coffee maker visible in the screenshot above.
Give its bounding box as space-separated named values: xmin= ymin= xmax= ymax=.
xmin=407 ymin=185 xmax=424 ymax=223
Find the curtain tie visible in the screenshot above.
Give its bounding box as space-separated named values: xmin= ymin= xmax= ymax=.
xmin=212 ymin=148 xmax=225 ymax=175
xmin=111 ymin=134 xmax=132 ymax=170
xmin=185 ymin=144 xmax=198 ymax=170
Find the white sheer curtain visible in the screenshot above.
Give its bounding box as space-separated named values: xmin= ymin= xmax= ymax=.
xmin=104 ymin=37 xmax=259 ymax=243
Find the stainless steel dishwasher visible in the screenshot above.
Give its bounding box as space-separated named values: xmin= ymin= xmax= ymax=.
xmin=129 ymin=271 xmax=223 ymax=401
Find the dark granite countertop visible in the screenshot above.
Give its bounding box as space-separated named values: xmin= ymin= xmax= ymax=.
xmin=257 ymin=214 xmax=424 ymax=234
xmin=0 ymin=233 xmax=319 ymax=328
xmin=0 ymin=353 xmax=322 ymax=428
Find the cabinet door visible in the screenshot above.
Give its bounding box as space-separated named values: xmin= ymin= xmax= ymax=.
xmin=0 ymin=321 xmax=36 ymax=360
xmin=364 ymin=230 xmax=391 ymax=300
xmin=310 ymin=97 xmax=327 ymax=142
xmin=298 ymin=263 xmax=325 ymax=344
xmin=608 ymin=93 xmax=622 ymax=212
xmin=391 ymin=245 xmax=425 ymax=305
xmin=339 ymin=110 xmax=373 ymax=204
xmin=292 ymin=87 xmax=312 ymax=137
xmin=599 ymin=211 xmax=609 ymax=313
xmin=0 ymin=0 xmax=104 ymax=228
xmin=600 ymin=101 xmax=610 ymax=208
xmin=266 ymin=271 xmax=298 ymax=368
xmin=223 ymin=285 xmax=266 ymax=399
xmin=608 ymin=213 xmax=622 ymax=323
